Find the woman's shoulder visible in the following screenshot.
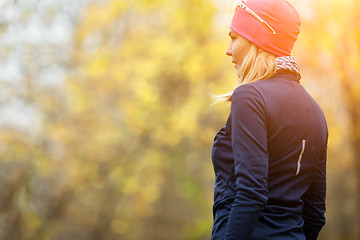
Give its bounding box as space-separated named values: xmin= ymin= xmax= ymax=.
xmin=231 ymin=83 xmax=265 ymax=107
xmin=232 ymin=80 xmax=268 ymax=100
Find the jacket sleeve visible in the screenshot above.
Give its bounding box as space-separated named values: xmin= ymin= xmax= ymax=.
xmin=225 ymin=85 xmax=268 ymax=240
xmin=301 ymin=145 xmax=327 ymax=240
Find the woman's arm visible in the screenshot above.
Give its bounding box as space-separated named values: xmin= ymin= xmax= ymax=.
xmin=225 ymin=85 xmax=268 ymax=240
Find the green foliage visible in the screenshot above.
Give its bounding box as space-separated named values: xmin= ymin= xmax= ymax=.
xmin=0 ymin=0 xmax=230 ymax=239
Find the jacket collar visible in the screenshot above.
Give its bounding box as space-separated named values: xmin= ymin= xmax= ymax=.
xmin=272 ymin=70 xmax=301 ymax=83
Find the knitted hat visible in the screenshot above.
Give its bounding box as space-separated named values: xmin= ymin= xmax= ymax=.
xmin=230 ymin=0 xmax=300 ymax=56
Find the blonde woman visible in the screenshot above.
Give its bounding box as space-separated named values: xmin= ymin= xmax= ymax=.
xmin=211 ymin=0 xmax=328 ymax=239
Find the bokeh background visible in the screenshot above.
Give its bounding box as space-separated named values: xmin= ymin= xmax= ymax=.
xmin=0 ymin=0 xmax=359 ymax=239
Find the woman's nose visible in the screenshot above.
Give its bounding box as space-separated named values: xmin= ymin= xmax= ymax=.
xmin=226 ymin=45 xmax=232 ymax=56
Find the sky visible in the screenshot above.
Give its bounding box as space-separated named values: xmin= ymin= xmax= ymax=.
xmin=0 ymin=0 xmax=91 ymax=132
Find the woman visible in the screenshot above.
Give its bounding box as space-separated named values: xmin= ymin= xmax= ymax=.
xmin=211 ymin=0 xmax=328 ymax=240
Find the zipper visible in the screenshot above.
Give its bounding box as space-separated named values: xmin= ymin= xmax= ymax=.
xmin=295 ymin=140 xmax=306 ymax=176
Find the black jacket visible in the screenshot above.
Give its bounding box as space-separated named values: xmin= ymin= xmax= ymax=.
xmin=211 ymin=72 xmax=328 ymax=240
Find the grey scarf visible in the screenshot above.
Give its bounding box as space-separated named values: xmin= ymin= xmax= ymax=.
xmin=276 ymin=56 xmax=300 ymax=76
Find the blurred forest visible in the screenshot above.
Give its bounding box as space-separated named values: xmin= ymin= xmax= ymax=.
xmin=0 ymin=0 xmax=359 ymax=239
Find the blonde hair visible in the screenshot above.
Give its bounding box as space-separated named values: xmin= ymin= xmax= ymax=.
xmin=215 ymin=43 xmax=277 ymax=103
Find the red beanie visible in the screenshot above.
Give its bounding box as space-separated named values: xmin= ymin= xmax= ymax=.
xmin=230 ymin=0 xmax=300 ymax=57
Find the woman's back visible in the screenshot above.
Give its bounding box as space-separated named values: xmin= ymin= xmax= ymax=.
xmin=247 ymin=72 xmax=327 ymax=239
xmin=212 ymin=71 xmax=327 ymax=239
